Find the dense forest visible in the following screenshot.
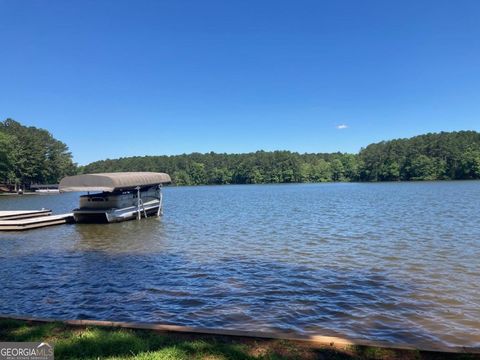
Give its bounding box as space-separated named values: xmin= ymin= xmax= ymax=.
xmin=358 ymin=131 xmax=480 ymax=181
xmin=0 ymin=119 xmax=76 ymax=189
xmin=1 ymin=118 xmax=479 ymax=188
xmin=81 ymin=131 xmax=480 ymax=185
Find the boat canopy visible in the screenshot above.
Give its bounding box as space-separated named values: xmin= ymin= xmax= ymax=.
xmin=59 ymin=172 xmax=171 ymax=192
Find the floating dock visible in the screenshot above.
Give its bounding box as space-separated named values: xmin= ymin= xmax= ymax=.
xmin=0 ymin=209 xmax=52 ymax=220
xmin=0 ymin=210 xmax=74 ymax=231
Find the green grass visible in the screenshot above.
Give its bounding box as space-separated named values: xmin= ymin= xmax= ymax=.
xmin=0 ymin=319 xmax=478 ymax=360
xmin=0 ymin=319 xmax=333 ymax=360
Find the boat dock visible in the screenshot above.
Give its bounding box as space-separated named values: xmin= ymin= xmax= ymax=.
xmin=0 ymin=209 xmax=52 ymax=220
xmin=0 ymin=210 xmax=74 ymax=231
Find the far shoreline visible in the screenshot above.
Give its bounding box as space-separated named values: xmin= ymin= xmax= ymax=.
xmin=1 ymin=178 xmax=479 ymax=195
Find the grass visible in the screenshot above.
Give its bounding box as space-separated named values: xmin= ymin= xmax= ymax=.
xmin=0 ymin=318 xmax=478 ymax=360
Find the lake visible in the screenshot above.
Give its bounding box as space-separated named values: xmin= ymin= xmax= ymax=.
xmin=0 ymin=182 xmax=479 ymax=348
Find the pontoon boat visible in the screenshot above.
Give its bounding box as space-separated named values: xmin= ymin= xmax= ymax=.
xmin=59 ymin=172 xmax=171 ymax=223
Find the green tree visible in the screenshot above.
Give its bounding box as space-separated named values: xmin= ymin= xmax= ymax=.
xmin=408 ymin=155 xmax=438 ymax=180
xmin=379 ymin=161 xmax=400 ymax=181
xmin=0 ymin=119 xmax=77 ymax=187
xmin=208 ymin=167 xmax=232 ymax=184
xmin=188 ymin=162 xmax=207 ymax=185
xmin=247 ymin=167 xmax=264 ymax=184
xmin=310 ymin=160 xmax=332 ymax=182
xmin=0 ymin=132 xmax=13 ymax=181
xmin=460 ymin=148 xmax=480 ymax=178
xmin=330 ymin=159 xmax=345 ymax=181
xmin=172 ymin=170 xmax=191 ymax=185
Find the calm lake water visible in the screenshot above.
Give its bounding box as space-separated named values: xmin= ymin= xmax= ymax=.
xmin=0 ymin=182 xmax=479 ymax=348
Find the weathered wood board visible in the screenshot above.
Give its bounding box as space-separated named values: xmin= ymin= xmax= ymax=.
xmin=0 ymin=213 xmax=74 ymax=231
xmin=0 ymin=209 xmax=52 ymax=220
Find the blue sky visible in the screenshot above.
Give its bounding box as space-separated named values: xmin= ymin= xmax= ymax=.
xmin=1 ymin=0 xmax=479 ymax=165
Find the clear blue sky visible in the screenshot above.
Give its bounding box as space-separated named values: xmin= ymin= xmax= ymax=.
xmin=1 ymin=0 xmax=479 ymax=165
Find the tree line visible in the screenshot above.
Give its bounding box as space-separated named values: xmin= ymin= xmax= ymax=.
xmin=359 ymin=131 xmax=480 ymax=181
xmin=81 ymin=151 xmax=359 ymax=185
xmin=0 ymin=119 xmax=76 ymax=189
xmin=81 ymin=131 xmax=480 ymax=185
xmin=1 ymin=118 xmax=479 ymax=188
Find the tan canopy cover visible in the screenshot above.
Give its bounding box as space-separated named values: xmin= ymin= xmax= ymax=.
xmin=59 ymin=172 xmax=171 ymax=192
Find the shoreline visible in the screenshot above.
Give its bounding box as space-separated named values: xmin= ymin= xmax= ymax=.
xmin=1 ymin=315 xmax=478 ymax=359
xmin=1 ymin=178 xmax=480 ymax=195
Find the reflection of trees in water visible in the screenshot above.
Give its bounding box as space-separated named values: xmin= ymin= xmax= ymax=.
xmin=1 ymin=251 xmax=474 ymax=349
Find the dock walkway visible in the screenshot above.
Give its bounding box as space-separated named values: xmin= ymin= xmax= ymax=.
xmin=0 ymin=210 xmax=74 ymax=231
xmin=0 ymin=209 xmax=52 ymax=220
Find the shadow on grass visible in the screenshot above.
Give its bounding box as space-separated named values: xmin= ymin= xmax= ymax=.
xmin=1 ymin=319 xmax=480 ymax=360
xmin=0 ymin=318 xmax=352 ymax=359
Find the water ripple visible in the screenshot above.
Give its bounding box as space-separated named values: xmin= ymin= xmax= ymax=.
xmin=0 ymin=182 xmax=479 ymax=348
